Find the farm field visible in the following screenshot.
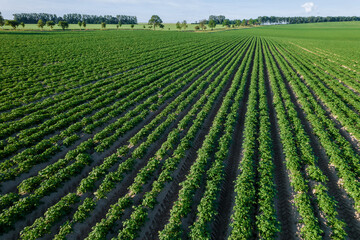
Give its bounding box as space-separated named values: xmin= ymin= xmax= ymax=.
xmin=0 ymin=22 xmax=360 ymax=239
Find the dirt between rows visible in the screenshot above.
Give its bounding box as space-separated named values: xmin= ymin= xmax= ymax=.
xmin=48 ymin=40 xmax=244 ymax=240
xmin=276 ymin=45 xmax=360 ymax=155
xmin=0 ymin=34 xmax=227 ymax=196
xmin=69 ymin=53 xmax=231 ymax=240
xmin=210 ymin=43 xmax=253 ymax=240
xmin=273 ymin=44 xmax=360 ymax=239
xmin=264 ymin=46 xmax=300 ymax=239
xmin=1 ymin=72 xmax=177 ymax=195
xmin=0 ymin=40 xmax=196 ymax=115
xmin=270 ymin=49 xmax=332 ymax=238
xmin=138 ymin=66 xmax=232 ymax=240
xmin=1 ymin=43 xmax=225 ymax=239
xmin=183 ymin=45 xmax=253 ymax=240
xmin=136 ymin=40 xmax=248 ymax=240
xmin=2 ymin=96 xmax=173 ymax=240
xmin=0 ymin=42 xmax=209 ymax=169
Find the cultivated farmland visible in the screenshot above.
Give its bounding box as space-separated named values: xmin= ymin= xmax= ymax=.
xmin=1 ymin=24 xmax=360 ymax=239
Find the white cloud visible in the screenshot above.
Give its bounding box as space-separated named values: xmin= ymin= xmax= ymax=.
xmin=301 ymin=2 xmax=316 ymax=13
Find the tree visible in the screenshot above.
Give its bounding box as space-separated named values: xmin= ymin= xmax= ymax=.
xmin=46 ymin=21 xmax=55 ymax=30
xmin=0 ymin=12 xmax=4 ymax=28
xmin=235 ymin=20 xmax=241 ymax=27
xmin=270 ymin=16 xmax=276 ymax=23
xmin=131 ymin=24 xmax=134 ymax=29
xmin=58 ymin=21 xmax=69 ymax=30
xmin=117 ymin=15 xmax=137 ymax=25
xmin=194 ymin=26 xmax=200 ymax=30
xmin=199 ymin=20 xmax=207 ymax=30
xmin=20 ymin=22 xmax=25 ymax=28
xmin=209 ymin=15 xmax=225 ymax=24
xmin=182 ymin=20 xmax=187 ymax=30
xmin=78 ymin=21 xmax=82 ymax=29
xmin=13 ymin=13 xmax=58 ymax=24
xmin=241 ymin=19 xmax=247 ymax=26
xmin=37 ymin=19 xmax=45 ymax=30
xmin=159 ymin=23 xmax=164 ymax=29
xmin=116 ymin=24 xmax=119 ymax=30
xmin=257 ymin=16 xmax=263 ymax=24
xmin=248 ymin=18 xmax=254 ymax=25
xmin=148 ymin=15 xmax=162 ymax=30
xmin=5 ymin=20 xmax=19 ymax=29
xmin=101 ymin=22 xmax=106 ymax=29
xmin=82 ymin=21 xmax=86 ymax=28
xmin=176 ymin=21 xmax=181 ymax=30
xmin=223 ymin=19 xmax=230 ymax=27
xmin=208 ymin=19 xmax=216 ymax=30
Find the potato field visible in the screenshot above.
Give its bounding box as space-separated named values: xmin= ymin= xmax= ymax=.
xmin=1 ymin=24 xmax=360 ymax=239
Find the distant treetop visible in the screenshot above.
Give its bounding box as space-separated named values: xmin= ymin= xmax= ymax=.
xmin=148 ymin=15 xmax=163 ymax=30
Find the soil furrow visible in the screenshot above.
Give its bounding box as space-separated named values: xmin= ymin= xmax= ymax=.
xmin=265 ymin=45 xmax=298 ymax=239
xmin=138 ymin=56 xmax=240 ymax=240
xmin=58 ymin=39 xmax=246 ymax=240
xmin=1 ymin=54 xmax=221 ymax=238
xmin=0 ymin=40 xmax=230 ymax=195
xmin=273 ymin=46 xmax=360 ymax=239
xmin=210 ymin=67 xmax=250 ymax=240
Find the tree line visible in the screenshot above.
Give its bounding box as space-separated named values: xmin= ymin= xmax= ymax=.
xmin=11 ymin=13 xmax=137 ymax=24
xmin=258 ymin=16 xmax=360 ymax=24
xmin=197 ymin=15 xmax=360 ymax=27
xmin=196 ymin=16 xmax=259 ymax=27
xmin=2 ymin=12 xmax=360 ymax=31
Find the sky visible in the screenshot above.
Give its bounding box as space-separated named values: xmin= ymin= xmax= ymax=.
xmin=1 ymin=0 xmax=359 ymax=23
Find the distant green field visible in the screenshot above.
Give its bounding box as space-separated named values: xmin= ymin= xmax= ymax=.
xmin=1 ymin=23 xmax=227 ymax=31
xmin=248 ymin=21 xmax=360 ymax=40
xmin=244 ymin=21 xmax=360 ymax=59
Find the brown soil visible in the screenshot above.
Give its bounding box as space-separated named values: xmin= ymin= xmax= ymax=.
xmin=137 ymin=41 xmax=247 ymax=240
xmin=1 ymin=54 xmax=214 ymax=239
xmin=0 ymin=40 xmax=198 ymax=115
xmin=65 ymin=40 xmax=244 ymax=240
xmin=210 ymin=48 xmax=253 ymax=240
xmin=0 ymin=44 xmax=208 ymax=165
xmin=273 ymin=44 xmax=360 ymax=239
xmin=263 ymin=56 xmax=299 ymax=239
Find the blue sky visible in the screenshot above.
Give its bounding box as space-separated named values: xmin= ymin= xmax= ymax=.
xmin=1 ymin=0 xmax=359 ymax=23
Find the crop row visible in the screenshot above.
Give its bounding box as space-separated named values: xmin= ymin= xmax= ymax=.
xmin=159 ymin=38 xmax=255 ymax=240
xmin=188 ymin=37 xmax=256 ymax=240
xmin=0 ymin=32 xmax=207 ymax=108
xmin=83 ymin=37 xmax=252 ymax=240
xmin=278 ymin=42 xmax=360 ymax=141
xmin=0 ymin=36 xmax=249 ymax=237
xmin=268 ymin=40 xmax=360 ymax=215
xmin=0 ymin=37 xmax=238 ymax=182
xmin=264 ymin=39 xmax=347 ymax=239
xmin=0 ymin=39 xmax=209 ymax=125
